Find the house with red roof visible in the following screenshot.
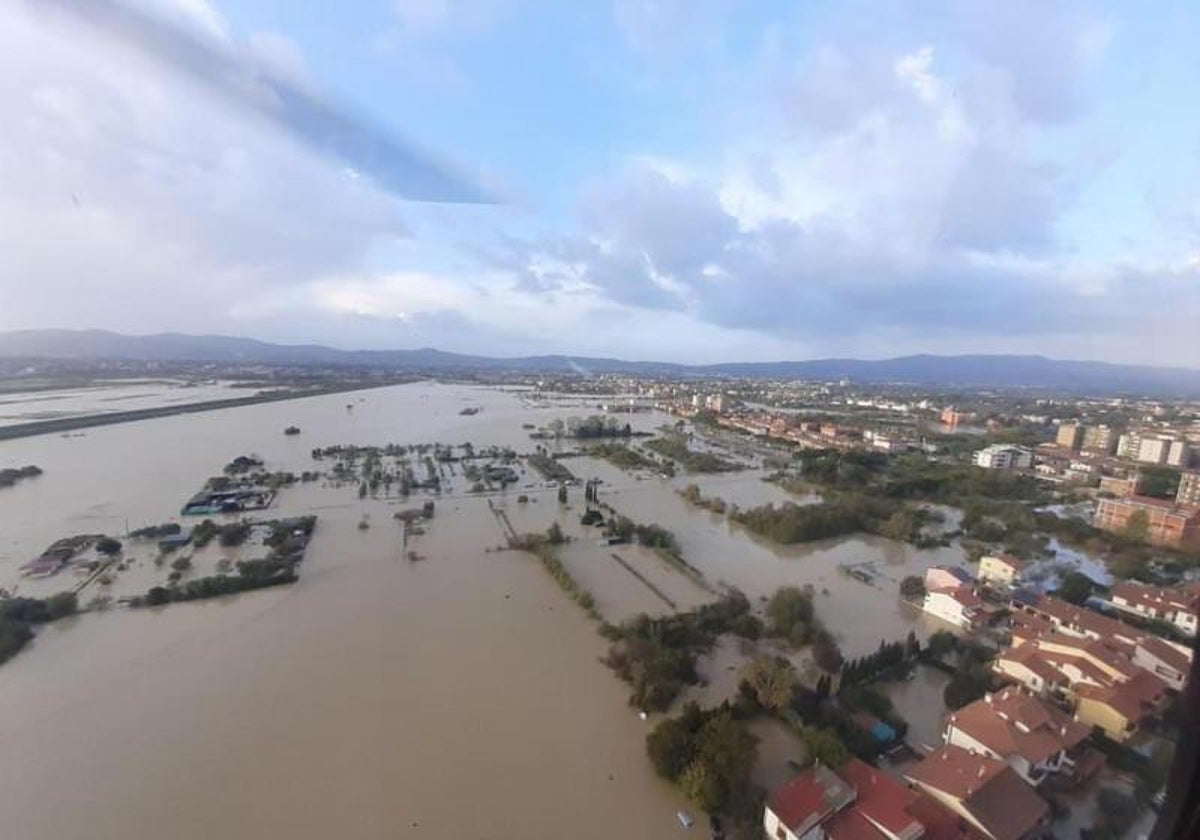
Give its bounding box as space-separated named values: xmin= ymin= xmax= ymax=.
xmin=764 ymin=762 xmax=856 ymax=840
xmin=1075 ymin=669 xmax=1170 ymax=742
xmin=943 ymin=687 xmax=1092 ymax=786
xmin=765 ymin=760 xmax=984 ymax=840
xmin=923 ymin=585 xmax=985 ymax=630
xmin=1109 ymin=580 xmax=1200 ymax=637
xmin=903 ymin=746 xmax=1050 ymax=840
xmin=1010 ymin=594 xmax=1144 ymax=652
xmin=1132 ymin=634 xmax=1192 ymax=691
xmin=977 ymin=555 xmax=1025 ymax=588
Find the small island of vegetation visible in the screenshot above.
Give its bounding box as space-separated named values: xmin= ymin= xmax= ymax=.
xmin=0 ymin=465 xmax=43 ymax=489
xmin=644 ymin=432 xmax=740 ymax=473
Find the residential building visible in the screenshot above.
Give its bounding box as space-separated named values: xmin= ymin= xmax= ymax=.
xmin=924 ymin=586 xmax=984 ymax=630
xmin=764 ymin=762 xmax=857 ymax=840
xmin=1132 ymin=635 xmax=1193 ymax=691
xmin=765 ymin=760 xmax=983 ymax=840
xmin=1082 ymin=424 xmax=1118 ymax=455
xmin=904 ymin=746 xmax=1050 ymax=840
xmin=1109 ymin=580 xmax=1200 ymax=636
xmin=1056 ymin=423 xmax=1084 ymax=450
xmin=972 ymin=445 xmax=1033 ymax=471
xmin=1010 ymin=594 xmax=1144 ymax=652
xmin=992 ymin=624 xmax=1171 ymax=740
xmin=925 ymin=566 xmax=974 ymax=591
xmin=943 ymin=688 xmax=1092 ymax=786
xmin=1098 ymin=475 xmax=1139 ymax=497
xmin=941 ymin=408 xmax=975 ymax=428
xmin=1167 ymin=439 xmax=1191 ymax=468
xmin=1075 ymin=669 xmax=1170 ymax=741
xmin=993 ymin=644 xmax=1067 ymax=697
xmin=1116 ymin=430 xmax=1142 ymax=461
xmin=977 ymin=555 xmax=1024 ymax=588
xmin=1135 ymin=436 xmax=1172 ymax=466
xmin=1094 ymin=496 xmax=1200 ymax=548
xmin=1177 ymin=470 xmax=1200 ymax=506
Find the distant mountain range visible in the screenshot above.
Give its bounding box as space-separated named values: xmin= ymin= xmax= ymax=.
xmin=2 ymin=329 xmax=1200 ymax=396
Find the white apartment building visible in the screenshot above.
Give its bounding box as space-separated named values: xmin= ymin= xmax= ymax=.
xmin=973 ymin=444 xmax=1034 ymax=470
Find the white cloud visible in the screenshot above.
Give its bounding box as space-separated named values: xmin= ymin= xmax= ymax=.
xmin=0 ymin=1 xmax=403 ymax=333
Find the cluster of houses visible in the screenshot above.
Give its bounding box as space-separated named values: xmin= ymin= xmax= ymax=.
xmin=765 ymin=568 xmax=1195 ymax=840
xmin=20 ymin=534 xmax=105 ymax=578
xmin=764 ymin=742 xmax=1057 ymax=840
xmin=920 ymin=555 xmax=1194 ymax=742
xmin=667 ymin=404 xmax=919 ymax=455
xmin=181 ymin=485 xmax=275 ymax=516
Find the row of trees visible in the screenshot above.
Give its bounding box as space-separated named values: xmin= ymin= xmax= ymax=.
xmin=678 ymin=484 xmax=729 ymax=514
xmin=588 ymin=443 xmax=658 ymax=471
xmin=839 ymin=633 xmax=920 ymax=686
xmin=605 ymin=515 xmax=680 ymax=553
xmin=0 ymin=592 xmax=77 ymax=667
xmin=138 ymin=558 xmax=298 ymax=607
xmin=732 ymin=495 xmax=934 ymax=546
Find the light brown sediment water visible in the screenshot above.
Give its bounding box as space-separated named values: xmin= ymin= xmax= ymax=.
xmin=577 ymin=456 xmax=972 ymax=657
xmin=0 ymin=381 xmax=1043 ymax=837
xmin=879 ymin=667 xmax=952 ymax=753
xmin=0 ymin=493 xmax=695 ymax=839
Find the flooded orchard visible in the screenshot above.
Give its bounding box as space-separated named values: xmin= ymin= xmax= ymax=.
xmin=0 ymin=382 xmax=973 ymax=838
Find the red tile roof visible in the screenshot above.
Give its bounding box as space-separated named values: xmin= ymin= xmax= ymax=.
xmin=905 ymin=746 xmax=1049 ymax=840
xmin=904 ymin=746 xmax=1007 ymax=800
xmin=1113 ymin=581 xmax=1200 ymax=615
xmin=906 ymin=792 xmax=986 ymax=840
xmin=995 ymin=643 xmax=1062 ymax=685
xmin=768 ymin=763 xmax=856 ymax=836
xmin=836 ymin=759 xmax=923 ymax=839
xmin=1077 ymin=669 xmax=1168 ymax=722
xmin=1136 ymin=634 xmax=1192 ymax=676
xmin=1018 ymin=596 xmax=1144 ymax=651
xmin=948 ymin=688 xmax=1089 ymax=765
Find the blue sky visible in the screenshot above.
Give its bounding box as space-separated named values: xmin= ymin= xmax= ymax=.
xmin=2 ymin=0 xmax=1200 ymax=365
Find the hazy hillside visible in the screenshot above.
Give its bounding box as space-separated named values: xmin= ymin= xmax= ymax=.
xmin=3 ymin=329 xmax=1200 ymax=395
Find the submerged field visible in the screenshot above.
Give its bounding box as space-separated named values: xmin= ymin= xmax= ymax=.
xmin=0 ymin=380 xmax=1002 ymax=838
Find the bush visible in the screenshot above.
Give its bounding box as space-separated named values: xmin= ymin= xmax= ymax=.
xmin=646 ymin=704 xmax=758 ymax=814
xmin=218 ymin=522 xmax=251 ymax=547
xmin=95 ymin=537 xmax=122 ymax=555
xmin=900 ymin=575 xmax=926 ymax=600
xmin=1056 ymin=571 xmax=1094 ymax=605
xmin=45 ymin=592 xmax=77 ymax=620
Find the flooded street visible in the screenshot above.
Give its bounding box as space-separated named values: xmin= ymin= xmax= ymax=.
xmin=0 ymin=381 xmax=977 ymax=837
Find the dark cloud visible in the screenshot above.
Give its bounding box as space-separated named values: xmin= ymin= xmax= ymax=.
xmin=36 ymin=0 xmax=496 ymax=203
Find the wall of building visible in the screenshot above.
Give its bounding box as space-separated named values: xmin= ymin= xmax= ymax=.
xmin=1075 ymin=697 xmax=1133 ymax=741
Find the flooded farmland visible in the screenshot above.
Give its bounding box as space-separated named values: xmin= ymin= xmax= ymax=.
xmin=0 ymin=381 xmax=978 ymax=838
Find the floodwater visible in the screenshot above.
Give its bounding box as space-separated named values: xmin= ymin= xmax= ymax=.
xmin=578 ymin=454 xmax=969 ymax=658
xmin=0 ymin=381 xmax=979 ymax=837
xmin=0 ymin=378 xmax=250 ymax=428
xmin=879 ymin=666 xmax=952 ymax=754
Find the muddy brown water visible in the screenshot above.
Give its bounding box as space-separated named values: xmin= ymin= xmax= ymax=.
xmin=0 ymin=382 xmax=979 ymax=837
